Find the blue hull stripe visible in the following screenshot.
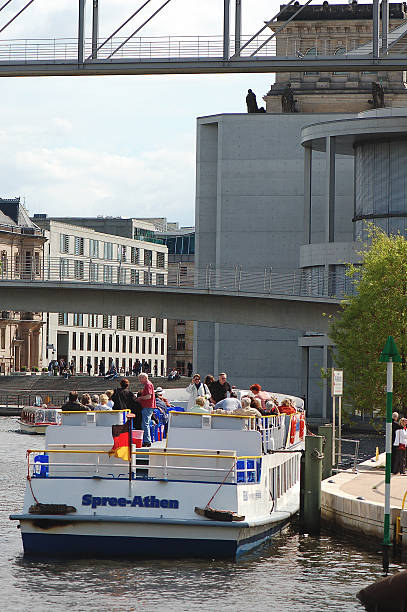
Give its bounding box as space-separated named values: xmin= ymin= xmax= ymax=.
xmin=21 ymin=518 xmax=291 ymax=559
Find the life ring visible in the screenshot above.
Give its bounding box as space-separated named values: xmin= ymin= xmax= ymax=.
xmin=299 ymin=414 xmax=305 ymax=440
xmin=290 ymin=415 xmax=297 ymax=445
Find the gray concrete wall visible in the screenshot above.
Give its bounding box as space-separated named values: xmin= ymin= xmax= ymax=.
xmin=195 ymin=113 xmax=355 ymax=414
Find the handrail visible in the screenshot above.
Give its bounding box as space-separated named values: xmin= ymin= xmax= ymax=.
xmin=28 ymin=448 xmax=239 ymax=459
xmin=402 ymin=489 xmax=407 ymax=510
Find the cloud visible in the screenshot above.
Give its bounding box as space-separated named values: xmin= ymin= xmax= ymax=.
xmin=13 ymin=145 xmax=195 ymax=224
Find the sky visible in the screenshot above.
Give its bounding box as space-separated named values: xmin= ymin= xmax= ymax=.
xmin=0 ymin=0 xmax=357 ymax=226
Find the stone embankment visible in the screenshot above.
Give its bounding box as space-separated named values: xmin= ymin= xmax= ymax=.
xmin=322 ymin=453 xmax=407 ymax=545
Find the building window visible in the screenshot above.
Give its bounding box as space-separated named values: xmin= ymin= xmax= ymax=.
xmin=144 ymin=249 xmax=152 ymax=266
xmin=129 ymin=336 xmax=133 ymax=353
xmin=131 ymin=247 xmax=139 ymax=264
xmin=142 ymin=337 xmax=146 ymax=353
xmin=177 ymin=334 xmax=186 ymax=351
xmin=118 ymin=245 xmax=127 ymax=262
xmin=115 ymin=335 xmax=120 ymax=353
xmin=94 ymin=333 xmax=99 ymax=351
xmin=117 ymin=315 xmax=126 ymax=330
xmin=103 ymin=265 xmax=113 ymax=283
xmin=149 ymin=338 xmax=152 ymax=354
xmin=89 ymin=239 xmax=99 ymax=258
xmin=60 ymin=234 xmax=70 ymax=253
xmin=130 ymin=316 xmax=138 ymax=331
xmin=117 ymin=267 xmax=126 ymax=284
xmin=74 ymin=260 xmax=84 ymax=280
xmin=156 ymin=273 xmax=165 ymax=285
xmin=90 ymin=262 xmax=99 ymax=282
xmin=122 ymin=336 xmax=126 ymax=353
xmin=103 ymin=242 xmax=113 ymax=260
xmin=155 ymin=337 xmax=158 ymax=354
xmin=34 ymin=252 xmax=41 ymax=276
xmin=102 ymin=315 xmax=112 ymax=329
xmin=79 ymin=356 xmax=84 ymax=372
xmin=0 ymin=327 xmax=5 ymax=350
xmin=143 ymin=317 xmax=151 ymax=332
xmin=87 ymin=333 xmax=91 ymax=350
xmin=144 ymin=271 xmax=152 ymax=285
xmin=74 ymin=236 xmax=84 ymax=256
xmin=72 ymin=332 xmax=77 ymax=350
xmin=109 ymin=334 xmax=113 ymax=352
xmin=161 ymin=338 xmax=165 ymax=355
xmin=58 ymin=313 xmax=68 ymax=325
xmin=156 ymin=252 xmax=165 ymax=268
xmin=101 ymin=334 xmax=105 ymax=352
xmin=73 ymin=313 xmax=83 ymax=326
xmin=156 ymin=318 xmax=164 ymax=333
xmin=59 ymin=258 xmax=69 ymax=278
xmin=130 ymin=270 xmax=140 ymax=285
xmin=136 ymin=336 xmax=140 ymax=353
xmin=89 ymin=314 xmax=98 ymax=328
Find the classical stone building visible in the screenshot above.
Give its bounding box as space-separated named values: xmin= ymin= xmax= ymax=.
xmin=0 ymin=198 xmax=46 ymax=373
xmin=264 ymin=2 xmax=407 ymax=113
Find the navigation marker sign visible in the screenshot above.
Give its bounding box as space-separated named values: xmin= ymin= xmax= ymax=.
xmin=379 ymin=335 xmax=401 ymax=573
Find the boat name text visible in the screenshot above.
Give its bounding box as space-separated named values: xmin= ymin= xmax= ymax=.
xmin=81 ymin=494 xmax=179 ymax=509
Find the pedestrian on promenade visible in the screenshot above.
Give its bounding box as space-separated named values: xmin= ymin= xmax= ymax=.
xmin=137 ymin=373 xmax=156 ymax=447
xmin=392 ymin=411 xmax=402 ymax=473
xmin=86 ymin=358 xmax=92 ymax=376
xmin=393 ymin=417 xmax=407 ymax=475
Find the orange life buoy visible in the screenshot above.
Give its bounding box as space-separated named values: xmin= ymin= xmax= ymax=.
xmin=299 ymin=414 xmax=305 ymax=440
xmin=290 ymin=415 xmax=297 ymax=444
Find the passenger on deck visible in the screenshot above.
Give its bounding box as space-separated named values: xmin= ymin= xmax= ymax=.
xmin=188 ymin=396 xmax=211 ymax=413
xmin=138 ymin=373 xmax=156 ymax=447
xmin=105 ymin=389 xmax=114 ymax=409
xmin=81 ymin=393 xmax=92 ymax=410
xmin=279 ymin=398 xmax=296 ymax=415
xmin=185 ymin=374 xmax=210 ymax=410
xmin=250 ymin=384 xmax=271 ymax=411
xmin=213 ymin=396 xmax=241 ymax=413
xmin=233 ymin=396 xmax=261 ymax=417
xmin=155 ymin=387 xmax=172 ymax=408
xmin=95 ymin=393 xmax=112 ymax=411
xmin=204 ymin=374 xmax=214 ymax=388
xmin=91 ymin=394 xmax=99 ymax=409
xmin=265 ymin=400 xmax=280 ymax=416
xmin=209 ymin=372 xmax=235 ymax=404
xmin=61 ymin=391 xmax=86 ymax=412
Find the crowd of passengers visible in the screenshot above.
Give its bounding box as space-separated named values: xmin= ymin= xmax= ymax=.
xmin=59 ymin=372 xmax=301 ymax=447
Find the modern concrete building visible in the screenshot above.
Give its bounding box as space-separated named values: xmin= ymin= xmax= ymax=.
xmin=0 ymin=198 xmax=46 ymax=373
xmin=32 ymin=216 xmax=168 ymax=375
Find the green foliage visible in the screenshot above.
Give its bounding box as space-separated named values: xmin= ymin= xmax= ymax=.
xmin=330 ymin=225 xmax=407 ymax=416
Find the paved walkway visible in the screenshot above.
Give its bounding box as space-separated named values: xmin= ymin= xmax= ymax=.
xmin=324 ymin=453 xmax=407 ymax=509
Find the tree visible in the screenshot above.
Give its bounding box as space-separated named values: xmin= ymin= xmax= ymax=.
xmin=329 ymin=226 xmax=407 ymax=417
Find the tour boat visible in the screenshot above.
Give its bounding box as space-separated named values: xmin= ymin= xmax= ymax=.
xmin=18 ymin=405 xmax=62 ymax=434
xmin=10 ymin=391 xmax=305 ymax=559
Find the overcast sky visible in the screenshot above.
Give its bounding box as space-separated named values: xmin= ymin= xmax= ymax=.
xmin=0 ymin=0 xmax=336 ymax=226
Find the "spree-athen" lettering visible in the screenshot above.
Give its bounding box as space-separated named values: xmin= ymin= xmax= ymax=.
xmin=82 ymin=494 xmax=179 ymax=509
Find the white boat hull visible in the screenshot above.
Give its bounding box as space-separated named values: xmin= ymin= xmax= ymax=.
xmin=18 ymin=421 xmax=47 ymax=434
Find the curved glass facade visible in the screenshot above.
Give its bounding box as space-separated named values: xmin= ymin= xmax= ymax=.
xmin=355 ymin=140 xmax=407 ymax=239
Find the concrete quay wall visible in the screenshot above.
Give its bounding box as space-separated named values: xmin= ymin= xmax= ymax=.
xmin=321 ymin=455 xmax=406 ymax=543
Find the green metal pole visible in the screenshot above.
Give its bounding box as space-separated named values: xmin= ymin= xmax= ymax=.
xmin=303 ymin=434 xmax=323 ymax=534
xmin=384 ymin=358 xmax=393 ymax=548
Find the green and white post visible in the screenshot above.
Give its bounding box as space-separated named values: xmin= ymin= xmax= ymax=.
xmin=379 ymin=335 xmax=401 ymax=570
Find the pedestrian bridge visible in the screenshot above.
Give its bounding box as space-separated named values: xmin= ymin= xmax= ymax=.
xmin=0 ymin=261 xmax=345 ymax=332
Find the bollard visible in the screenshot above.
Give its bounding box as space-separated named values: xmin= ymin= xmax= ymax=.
xmin=300 ymin=434 xmax=323 ymax=535
xmin=318 ymin=424 xmax=333 ymax=480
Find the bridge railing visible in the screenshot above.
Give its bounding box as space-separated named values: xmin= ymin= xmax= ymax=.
xmin=0 ymin=34 xmax=369 ymax=64
xmin=0 ymin=255 xmax=358 ymax=299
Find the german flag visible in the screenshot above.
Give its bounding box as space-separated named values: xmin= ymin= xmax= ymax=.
xmin=108 ymin=421 xmax=131 ymax=462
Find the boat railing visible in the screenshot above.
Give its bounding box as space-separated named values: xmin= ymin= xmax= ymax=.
xmin=27 ymin=448 xmax=262 ymax=484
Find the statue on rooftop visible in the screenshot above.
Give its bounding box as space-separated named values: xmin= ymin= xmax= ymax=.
xmin=370 ymin=81 xmax=385 ymax=109
xmin=246 ymin=89 xmax=259 ymax=113
xmin=281 ymin=83 xmax=297 ymax=113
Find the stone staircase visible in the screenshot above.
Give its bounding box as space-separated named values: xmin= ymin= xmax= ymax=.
xmin=0 ymin=374 xmax=188 ymax=392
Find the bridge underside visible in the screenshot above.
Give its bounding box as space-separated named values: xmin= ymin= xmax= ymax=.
xmin=0 ymin=57 xmax=404 ymax=78
xmin=0 ymin=282 xmax=339 ymax=332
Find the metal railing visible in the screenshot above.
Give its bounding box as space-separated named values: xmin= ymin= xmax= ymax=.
xmin=0 ymin=34 xmax=383 ymax=65
xmin=0 ymin=256 xmax=357 ymax=299
xmin=334 ymin=437 xmax=360 ymax=473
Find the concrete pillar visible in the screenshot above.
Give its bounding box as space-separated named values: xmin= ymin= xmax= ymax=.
xmin=304 ymin=146 xmax=312 ymax=245
xmin=325 ymin=136 xmax=336 ymax=243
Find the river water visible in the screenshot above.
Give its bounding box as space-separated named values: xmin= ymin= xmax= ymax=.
xmin=1 ymin=417 xmax=405 ymax=612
